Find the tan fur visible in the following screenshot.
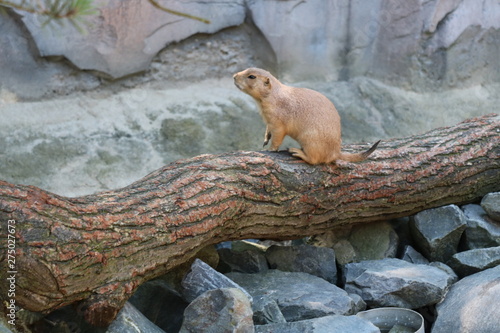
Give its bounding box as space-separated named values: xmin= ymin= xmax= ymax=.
xmin=233 ymin=68 xmax=379 ymax=165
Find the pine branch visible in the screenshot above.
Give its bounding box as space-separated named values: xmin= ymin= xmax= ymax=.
xmin=0 ymin=0 xmax=210 ymax=25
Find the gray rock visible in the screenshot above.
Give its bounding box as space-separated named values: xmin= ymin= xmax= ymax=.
xmin=218 ymin=248 xmax=268 ymax=273
xmin=344 ymin=258 xmax=454 ymax=308
xmin=310 ymin=221 xmax=398 ymax=266
xmin=481 ymin=192 xmax=500 ymax=221
xmin=332 ymin=239 xmax=358 ymax=265
xmin=255 ymin=315 xmax=380 ymax=333
xmin=428 ymin=262 xmax=458 ymax=284
xmin=410 ymin=204 xmax=466 ymax=262
xmin=248 ymin=0 xmax=500 ymax=89
xmin=6 ymin=0 xmax=499 ymax=89
xmin=348 ymin=221 xmax=399 ymax=262
xmin=252 ymin=296 xmax=286 ymax=325
xmin=401 ymin=245 xmax=429 ymax=264
xmin=265 ymin=245 xmax=337 ymax=283
xmin=179 ymin=288 xmax=254 ymax=333
xmin=128 ymin=279 xmax=187 ymax=333
xmin=462 ymin=204 xmax=500 ymax=249
xmin=181 ymin=259 xmax=251 ymax=303
xmin=447 ymin=246 xmax=500 ymax=278
xmin=432 ymin=265 xmax=500 ymax=333
xmin=19 ymin=0 xmax=246 ymax=78
xmin=107 ymin=302 xmax=165 ymax=333
xmin=227 ymin=270 xmax=355 ymax=322
xmin=0 ymin=13 xmax=100 ymax=100
xmin=348 ymin=293 xmax=367 ymax=313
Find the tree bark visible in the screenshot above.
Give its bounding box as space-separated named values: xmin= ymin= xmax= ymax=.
xmin=1 ymin=114 xmax=499 ymax=326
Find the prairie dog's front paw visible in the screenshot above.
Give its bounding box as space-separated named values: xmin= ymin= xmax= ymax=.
xmin=263 ymin=132 xmax=272 ymax=147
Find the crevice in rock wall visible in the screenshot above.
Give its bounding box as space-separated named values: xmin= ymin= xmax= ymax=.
xmin=338 ymin=0 xmax=352 ymax=82
xmin=241 ymin=14 xmax=278 ymax=76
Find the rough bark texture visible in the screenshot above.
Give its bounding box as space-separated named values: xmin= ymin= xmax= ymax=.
xmin=1 ymin=114 xmax=499 ymax=326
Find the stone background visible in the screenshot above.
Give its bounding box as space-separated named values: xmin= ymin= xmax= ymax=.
xmin=0 ymin=0 xmax=499 ymax=196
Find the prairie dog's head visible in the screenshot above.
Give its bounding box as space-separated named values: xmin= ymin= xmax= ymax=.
xmin=233 ymin=68 xmax=278 ymax=100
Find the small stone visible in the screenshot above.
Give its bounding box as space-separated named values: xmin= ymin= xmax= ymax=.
xmin=462 ymin=204 xmax=500 ymax=249
xmin=432 ymin=266 xmax=500 ymax=333
xmin=107 ymin=302 xmax=164 ymax=333
xmin=179 ymin=288 xmax=254 ymax=333
xmin=218 ymin=248 xmax=268 ymax=273
xmin=252 ymin=295 xmax=286 ymax=325
xmin=481 ymin=192 xmax=500 ymax=221
xmin=447 ymin=246 xmax=500 ymax=278
xmin=343 ymin=258 xmax=454 ymax=308
xmin=332 ymin=239 xmax=357 ymax=265
xmin=410 ymin=204 xmax=466 ymax=262
xmin=265 ymin=244 xmax=337 ymax=283
xmin=348 ymin=293 xmax=367 ymax=313
xmin=181 ymin=259 xmax=251 ymax=303
xmin=255 ymin=315 xmax=380 ymax=333
xmin=401 ymin=245 xmax=429 ymax=264
xmin=227 ymin=270 xmax=355 ymax=322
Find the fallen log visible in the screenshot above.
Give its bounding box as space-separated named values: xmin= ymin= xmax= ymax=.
xmin=1 ymin=114 xmax=499 ymax=326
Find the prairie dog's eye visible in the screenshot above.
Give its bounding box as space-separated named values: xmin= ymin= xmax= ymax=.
xmin=247 ymin=75 xmax=256 ymax=79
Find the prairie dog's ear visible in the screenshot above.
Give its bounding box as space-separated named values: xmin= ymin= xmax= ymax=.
xmin=264 ymin=77 xmax=271 ymax=86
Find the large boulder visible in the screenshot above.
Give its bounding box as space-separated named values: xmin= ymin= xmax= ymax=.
xmin=481 ymin=192 xmax=500 ymax=222
xmin=447 ymin=246 xmax=500 ymax=278
xmin=217 ymin=247 xmax=269 ymax=274
xmin=265 ymin=245 xmax=337 ymax=284
xmin=410 ymin=204 xmax=466 ymax=262
xmin=179 ymin=288 xmax=254 ymax=333
xmin=432 ymin=265 xmax=500 ymax=333
xmin=227 ymin=270 xmax=355 ymax=322
xmin=247 ymin=0 xmax=500 ymax=88
xmin=19 ymin=0 xmax=246 ymax=78
xmin=343 ymin=258 xmax=455 ymax=308
xmin=182 ymin=259 xmax=252 ymax=303
xmin=462 ymin=204 xmax=500 ymax=249
xmin=107 ymin=302 xmax=164 ymax=333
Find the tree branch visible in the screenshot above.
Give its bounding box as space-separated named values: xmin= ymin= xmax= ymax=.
xmin=1 ymin=114 xmax=499 ymax=326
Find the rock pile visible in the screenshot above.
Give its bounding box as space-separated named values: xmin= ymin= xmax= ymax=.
xmin=15 ymin=193 xmax=500 ymax=332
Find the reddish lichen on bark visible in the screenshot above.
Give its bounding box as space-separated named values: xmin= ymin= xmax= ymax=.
xmin=1 ymin=114 xmax=499 ymax=326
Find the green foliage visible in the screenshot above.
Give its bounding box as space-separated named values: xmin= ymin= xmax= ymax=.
xmin=0 ymin=0 xmax=96 ymax=30
xmin=0 ymin=0 xmax=210 ymax=29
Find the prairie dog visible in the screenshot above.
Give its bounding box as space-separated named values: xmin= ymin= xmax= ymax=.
xmin=233 ymin=68 xmax=379 ymax=164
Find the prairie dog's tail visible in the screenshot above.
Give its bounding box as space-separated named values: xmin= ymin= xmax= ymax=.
xmin=339 ymin=140 xmax=380 ymax=163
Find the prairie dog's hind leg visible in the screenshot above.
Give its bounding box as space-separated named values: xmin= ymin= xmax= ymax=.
xmin=289 ymin=146 xmax=325 ymax=164
xmin=289 ymin=148 xmax=314 ymax=164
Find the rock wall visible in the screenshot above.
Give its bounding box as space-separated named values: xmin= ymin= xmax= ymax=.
xmin=9 ymin=0 xmax=500 ymax=89
xmin=0 ymin=0 xmax=499 ymax=196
